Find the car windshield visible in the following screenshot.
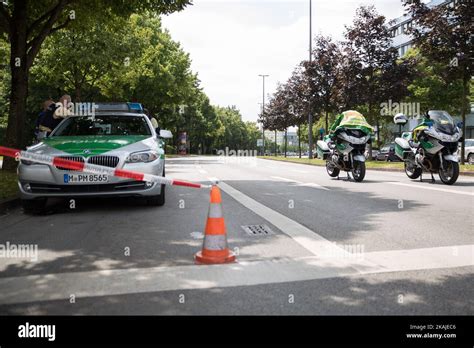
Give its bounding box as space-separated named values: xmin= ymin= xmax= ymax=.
xmin=52 ymin=115 xmax=151 ymax=136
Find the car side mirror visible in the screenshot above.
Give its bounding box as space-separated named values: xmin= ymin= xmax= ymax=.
xmin=159 ymin=129 xmax=173 ymax=139
xmin=457 ymin=122 xmax=463 ymax=128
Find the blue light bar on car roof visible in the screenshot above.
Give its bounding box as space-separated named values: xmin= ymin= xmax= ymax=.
xmin=127 ymin=103 xmax=144 ymax=112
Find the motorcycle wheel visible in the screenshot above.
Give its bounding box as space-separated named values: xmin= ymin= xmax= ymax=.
xmin=326 ymin=161 xmax=340 ymax=177
xmin=439 ymin=161 xmax=459 ymax=185
xmin=405 ymin=162 xmax=422 ymax=179
xmin=352 ymin=161 xmax=366 ymax=182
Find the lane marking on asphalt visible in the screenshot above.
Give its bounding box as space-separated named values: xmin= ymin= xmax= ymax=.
xmin=0 ymin=244 xmax=472 ymax=305
xmin=194 ymin=165 xmax=208 ymax=174
xmin=270 ymin=176 xmax=329 ymax=191
xmin=387 ymin=182 xmax=474 ymax=196
xmin=291 ymin=169 xmax=309 ymax=173
xmin=217 ymin=179 xmax=349 ymax=258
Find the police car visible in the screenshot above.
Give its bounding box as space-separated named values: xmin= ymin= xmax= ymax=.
xmin=18 ymin=102 xmax=172 ymax=213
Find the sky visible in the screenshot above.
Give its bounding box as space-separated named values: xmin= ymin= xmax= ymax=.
xmin=161 ymin=0 xmax=406 ymax=123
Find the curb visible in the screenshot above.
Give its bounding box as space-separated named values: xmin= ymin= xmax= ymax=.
xmin=0 ymin=196 xmax=20 ymax=213
xmin=259 ymin=157 xmax=474 ymax=177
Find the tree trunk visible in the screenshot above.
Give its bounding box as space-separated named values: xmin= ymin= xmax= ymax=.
xmin=297 ymin=124 xmax=301 ymax=158
xmin=284 ymin=128 xmax=288 ymax=158
xmin=460 ymin=76 xmax=468 ymax=165
xmin=367 ymin=103 xmax=374 ymax=161
xmin=274 ymin=130 xmax=277 ymax=156
xmin=3 ymin=1 xmax=28 ymax=170
xmin=325 ymin=110 xmax=329 ymax=134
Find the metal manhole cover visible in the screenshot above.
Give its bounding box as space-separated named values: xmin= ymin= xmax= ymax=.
xmin=241 ymin=224 xmax=275 ymax=236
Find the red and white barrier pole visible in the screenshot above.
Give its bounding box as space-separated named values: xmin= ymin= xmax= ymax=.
xmin=0 ymin=146 xmax=211 ymax=189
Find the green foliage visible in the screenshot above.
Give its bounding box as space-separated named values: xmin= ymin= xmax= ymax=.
xmin=20 ymin=11 xmax=253 ymax=154
xmin=404 ymin=48 xmax=463 ymax=115
xmin=214 ymin=106 xmax=259 ymax=151
xmin=0 ymin=37 xmax=9 ymax=143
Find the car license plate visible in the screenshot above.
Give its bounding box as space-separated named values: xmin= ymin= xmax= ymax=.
xmin=64 ymin=174 xmax=109 ymax=184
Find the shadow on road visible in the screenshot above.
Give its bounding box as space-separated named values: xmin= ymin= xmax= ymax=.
xmin=0 ymin=266 xmax=471 ymax=315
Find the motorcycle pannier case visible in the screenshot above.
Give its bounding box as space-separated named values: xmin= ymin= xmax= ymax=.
xmin=395 ymin=138 xmax=411 ymax=160
xmin=317 ymin=140 xmax=330 ymax=159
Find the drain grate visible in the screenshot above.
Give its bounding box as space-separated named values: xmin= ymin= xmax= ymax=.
xmin=242 ymin=224 xmax=275 ymax=236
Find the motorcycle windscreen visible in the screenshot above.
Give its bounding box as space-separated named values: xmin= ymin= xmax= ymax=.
xmin=428 ymin=110 xmax=456 ymax=135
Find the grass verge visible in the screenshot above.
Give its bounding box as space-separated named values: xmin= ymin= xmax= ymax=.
xmin=0 ymin=170 xmax=18 ymax=200
xmin=259 ymin=156 xmax=474 ymax=173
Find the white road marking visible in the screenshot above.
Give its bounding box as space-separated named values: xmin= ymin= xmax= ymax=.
xmin=387 ymin=182 xmax=474 ymax=196
xmin=270 ymin=176 xmax=329 ymax=191
xmin=217 ymin=180 xmax=348 ymax=258
xmin=0 ymin=244 xmax=472 ymax=305
xmin=297 ymin=182 xmax=330 ymax=191
xmin=292 ymin=169 xmax=309 ymax=173
xmin=194 ymin=165 xmax=208 ymax=174
xmin=270 ymin=176 xmax=295 ymax=182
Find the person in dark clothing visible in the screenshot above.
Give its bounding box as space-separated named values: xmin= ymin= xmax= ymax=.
xmin=38 ymin=95 xmax=72 ymax=137
xmin=36 ymin=99 xmax=56 ymax=140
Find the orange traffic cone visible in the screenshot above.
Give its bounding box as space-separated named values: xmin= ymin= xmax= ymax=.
xmin=195 ymin=185 xmax=236 ymax=264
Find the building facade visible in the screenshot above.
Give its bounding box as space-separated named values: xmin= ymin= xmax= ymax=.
xmin=388 ymin=0 xmax=474 ymax=139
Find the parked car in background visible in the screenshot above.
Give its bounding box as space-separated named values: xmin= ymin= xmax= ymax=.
xmin=376 ymin=143 xmax=400 ymax=162
xmin=364 ymin=147 xmax=380 ymax=160
xmin=458 ymin=139 xmax=474 ymax=164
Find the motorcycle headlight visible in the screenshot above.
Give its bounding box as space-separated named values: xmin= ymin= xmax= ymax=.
xmin=125 ymin=151 xmax=159 ymax=163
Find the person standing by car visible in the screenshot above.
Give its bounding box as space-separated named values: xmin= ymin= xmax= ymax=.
xmin=144 ymin=108 xmax=159 ymax=129
xmin=54 ymin=94 xmax=73 ymax=120
xmin=38 ymin=94 xmax=73 ymax=136
xmin=35 ymin=99 xmax=55 ymax=141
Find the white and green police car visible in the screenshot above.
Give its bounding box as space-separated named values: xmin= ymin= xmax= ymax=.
xmin=18 ymin=103 xmax=172 ymax=213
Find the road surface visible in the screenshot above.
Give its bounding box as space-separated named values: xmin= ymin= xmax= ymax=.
xmin=0 ymin=156 xmax=472 ymax=314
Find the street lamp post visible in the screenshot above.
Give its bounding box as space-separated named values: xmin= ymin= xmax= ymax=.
xmin=308 ymin=0 xmax=313 ymax=160
xmin=259 ymin=74 xmax=269 ymax=156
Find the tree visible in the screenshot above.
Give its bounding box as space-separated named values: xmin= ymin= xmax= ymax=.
xmin=0 ymin=37 xmax=9 ymax=142
xmin=31 ymin=12 xmax=131 ymax=102
xmin=403 ymin=0 xmax=473 ymax=164
xmin=215 ymin=106 xmax=256 ymax=152
xmin=305 ymin=35 xmax=341 ymax=132
xmin=344 ymin=5 xmax=412 ymax=156
xmin=286 ymin=65 xmax=312 ymax=157
xmin=404 ymin=48 xmax=464 ymax=115
xmin=0 ymin=0 xmax=191 ymax=169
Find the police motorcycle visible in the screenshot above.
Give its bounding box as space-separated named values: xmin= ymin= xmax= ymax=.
xmin=317 ymin=110 xmax=373 ymax=182
xmin=394 ymin=110 xmax=462 ymax=185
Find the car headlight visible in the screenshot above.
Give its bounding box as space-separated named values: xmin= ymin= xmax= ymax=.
xmin=125 ymin=151 xmax=159 ymax=163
